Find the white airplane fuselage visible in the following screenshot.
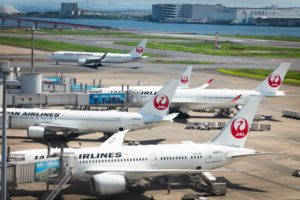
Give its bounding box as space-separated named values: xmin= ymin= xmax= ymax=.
xmin=6 ymin=108 xmax=150 ymax=133
xmin=11 ymin=143 xmax=254 ymax=180
xmin=50 ymin=52 xmax=142 ymax=64
xmin=92 ymin=86 xmax=261 ymax=110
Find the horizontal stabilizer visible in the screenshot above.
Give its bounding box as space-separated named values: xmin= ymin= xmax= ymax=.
xmin=100 ymin=129 xmax=129 ymax=148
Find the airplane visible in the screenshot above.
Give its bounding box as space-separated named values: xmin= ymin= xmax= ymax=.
xmin=91 ymin=63 xmax=290 ymax=115
xmin=50 ymin=39 xmax=148 ymax=67
xmin=7 ymin=97 xmax=274 ymax=196
xmin=2 ymin=79 xmax=179 ymax=140
xmin=90 ymin=65 xmax=213 ymax=92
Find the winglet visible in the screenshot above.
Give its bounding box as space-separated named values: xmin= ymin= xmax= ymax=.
xmin=231 ymin=94 xmax=242 ymax=102
xmin=100 ymin=129 xmax=130 ymax=148
xmin=193 ymin=78 xmax=214 ymax=90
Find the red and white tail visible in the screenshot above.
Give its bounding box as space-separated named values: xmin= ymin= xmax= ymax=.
xmin=255 ymin=63 xmax=290 ymax=96
xmin=129 ymin=39 xmax=148 ymax=58
xmin=210 ymin=97 xmax=261 ymax=148
xmin=138 ymin=79 xmax=178 ymax=118
xmin=178 ymin=66 xmax=193 ymax=88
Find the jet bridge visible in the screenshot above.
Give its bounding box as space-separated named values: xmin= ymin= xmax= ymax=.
xmin=0 ymin=150 xmax=77 ymax=200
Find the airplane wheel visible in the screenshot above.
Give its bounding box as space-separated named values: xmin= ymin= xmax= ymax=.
xmin=67 ymin=132 xmax=79 ymax=140
xmin=128 ymin=185 xmax=146 ymax=194
xmin=178 ymin=112 xmax=190 ymax=119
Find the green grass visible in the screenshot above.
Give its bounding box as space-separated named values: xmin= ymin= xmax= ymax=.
xmin=149 ymin=60 xmax=215 ymax=65
xmin=0 ymin=35 xmax=157 ymax=57
xmin=217 ymin=68 xmax=300 ymax=86
xmin=223 ymin=34 xmax=300 ymax=42
xmin=0 ymin=28 xmax=195 ymax=40
xmin=115 ymin=40 xmax=300 ymax=58
xmin=0 ymin=36 xmax=125 ymax=52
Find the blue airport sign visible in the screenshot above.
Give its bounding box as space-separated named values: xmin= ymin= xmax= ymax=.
xmin=35 ymin=159 xmax=60 ymax=181
xmin=89 ymin=93 xmax=125 ymax=105
xmin=71 ymin=84 xmax=97 ymax=92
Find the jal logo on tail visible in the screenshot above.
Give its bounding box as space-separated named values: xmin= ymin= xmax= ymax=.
xmin=181 ymin=76 xmax=189 ymax=84
xmin=153 ymin=94 xmax=169 ymax=110
xmin=136 ymin=46 xmax=144 ymax=54
xmin=268 ymin=74 xmax=281 ymax=88
xmin=230 ymin=118 xmax=249 ymax=139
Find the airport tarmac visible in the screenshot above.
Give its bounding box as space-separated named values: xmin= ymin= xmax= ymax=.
xmin=0 ymin=37 xmax=299 ymax=199
xmin=1 ymin=33 xmax=300 ymax=71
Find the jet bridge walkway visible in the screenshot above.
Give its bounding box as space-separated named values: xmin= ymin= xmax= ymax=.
xmin=0 ymin=151 xmax=77 ymax=199
xmin=41 ymin=172 xmax=72 ymax=200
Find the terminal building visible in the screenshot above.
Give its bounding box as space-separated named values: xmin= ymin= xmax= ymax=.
xmin=152 ymin=4 xmax=300 ymax=26
xmin=60 ymin=2 xmax=81 ymax=18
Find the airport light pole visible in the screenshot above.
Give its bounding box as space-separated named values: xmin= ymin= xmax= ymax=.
xmin=31 ymin=26 xmax=35 ymax=73
xmin=1 ymin=61 xmax=10 ymax=200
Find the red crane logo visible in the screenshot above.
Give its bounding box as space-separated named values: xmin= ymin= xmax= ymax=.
xmin=153 ymin=94 xmax=169 ymax=110
xmin=136 ymin=46 xmax=144 ymax=54
xmin=231 ymin=118 xmax=249 ymax=139
xmin=268 ymin=74 xmax=281 ymax=88
xmin=181 ymin=76 xmax=189 ymax=84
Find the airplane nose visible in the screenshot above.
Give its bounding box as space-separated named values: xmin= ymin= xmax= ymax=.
xmin=50 ymin=53 xmax=56 ymax=59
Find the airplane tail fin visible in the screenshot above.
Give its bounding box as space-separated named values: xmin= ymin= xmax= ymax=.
xmin=129 ymin=39 xmax=148 ymax=58
xmin=178 ymin=66 xmax=193 ymax=88
xmin=138 ymin=79 xmax=178 ymax=119
xmin=210 ymin=97 xmax=261 ymax=148
xmin=255 ymin=63 xmax=290 ymax=96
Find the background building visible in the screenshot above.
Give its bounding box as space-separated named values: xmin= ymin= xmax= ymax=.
xmin=152 ymin=4 xmax=300 ymax=26
xmin=60 ymin=2 xmax=80 ymax=18
xmin=0 ymin=5 xmax=20 ymax=15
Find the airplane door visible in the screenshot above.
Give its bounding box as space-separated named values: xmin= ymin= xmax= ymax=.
xmin=129 ymin=90 xmax=143 ymax=105
xmin=150 ymin=154 xmax=158 ymax=168
xmin=204 ymin=152 xmax=213 ymax=164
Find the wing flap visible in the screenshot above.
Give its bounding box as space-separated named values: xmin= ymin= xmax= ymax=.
xmin=85 ymin=168 xmax=244 ymax=176
xmin=37 ymin=123 xmax=81 ymax=132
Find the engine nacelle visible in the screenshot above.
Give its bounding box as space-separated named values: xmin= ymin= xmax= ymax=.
xmin=89 ymin=173 xmax=126 ymax=195
xmin=27 ymin=126 xmax=56 ymax=139
xmin=78 ymin=59 xmax=87 ymax=65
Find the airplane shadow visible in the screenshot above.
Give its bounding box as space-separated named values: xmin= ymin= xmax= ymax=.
xmin=218 ymin=177 xmax=268 ymax=193
xmin=51 ymin=63 xmax=142 ymax=70
xmin=10 ymin=189 xmax=44 ymax=199
xmin=63 ymin=181 xmax=152 ymax=200
xmin=3 ymin=136 xmax=165 ymax=148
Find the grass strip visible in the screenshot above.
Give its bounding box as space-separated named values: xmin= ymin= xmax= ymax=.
xmin=217 ymin=68 xmax=300 ymax=86
xmin=149 ymin=60 xmax=215 ymax=65
xmin=0 ymin=28 xmax=195 ymax=40
xmin=115 ymin=41 xmax=300 ymax=58
xmin=223 ymin=34 xmax=300 ymax=43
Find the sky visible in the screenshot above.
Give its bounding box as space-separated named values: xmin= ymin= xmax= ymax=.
xmin=1 ymin=0 xmax=300 ymax=11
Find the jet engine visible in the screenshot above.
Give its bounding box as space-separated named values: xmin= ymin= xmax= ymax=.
xmin=89 ymin=173 xmax=126 ymax=195
xmin=27 ymin=126 xmax=55 ymax=139
xmin=78 ymin=59 xmax=87 ymax=65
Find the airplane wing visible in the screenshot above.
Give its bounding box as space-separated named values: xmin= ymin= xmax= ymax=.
xmin=227 ymin=152 xmax=280 ymax=161
xmin=173 ymin=95 xmax=242 ymax=110
xmin=85 ymin=168 xmax=244 ymax=177
xmin=100 ymin=129 xmax=129 ymax=149
xmin=82 ymin=53 xmax=108 ymax=65
xmin=37 ymin=123 xmax=82 ymax=132
xmin=193 ymin=79 xmax=214 ymax=89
